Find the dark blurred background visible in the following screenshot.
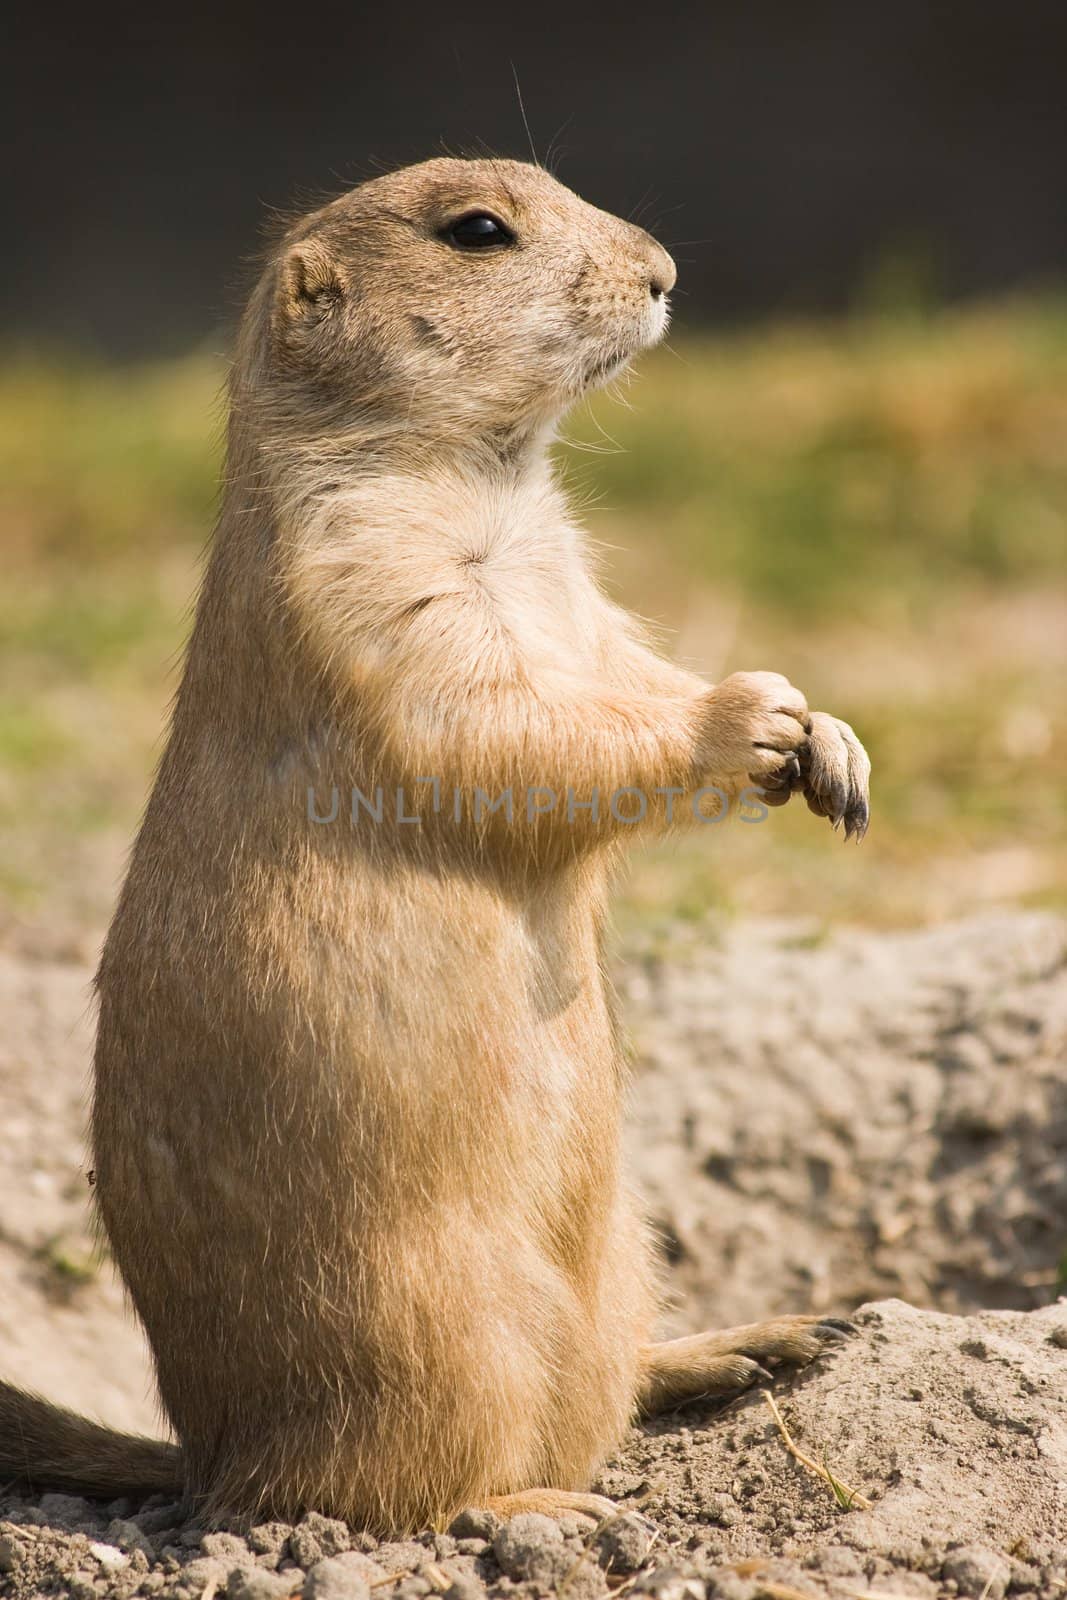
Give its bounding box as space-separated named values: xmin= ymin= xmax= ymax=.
xmin=5 ymin=1 xmax=1067 ymax=355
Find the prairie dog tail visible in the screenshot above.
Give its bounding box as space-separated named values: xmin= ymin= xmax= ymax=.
xmin=0 ymin=1380 xmax=182 ymax=1500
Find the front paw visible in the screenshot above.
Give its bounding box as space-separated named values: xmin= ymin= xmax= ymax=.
xmin=699 ymin=671 xmax=811 ymax=800
xmin=801 ymin=712 xmax=871 ymax=840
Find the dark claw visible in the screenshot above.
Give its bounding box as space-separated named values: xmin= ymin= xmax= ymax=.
xmin=803 ymin=777 xmax=848 ymax=825
xmin=843 ymin=799 xmax=870 ymax=842
xmin=817 ymin=1318 xmax=859 ymax=1338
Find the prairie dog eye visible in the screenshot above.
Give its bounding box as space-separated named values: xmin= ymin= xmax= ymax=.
xmin=443 ymin=212 xmax=515 ymax=251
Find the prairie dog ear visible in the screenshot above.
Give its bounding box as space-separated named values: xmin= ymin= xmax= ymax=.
xmin=277 ymin=239 xmax=347 ymax=321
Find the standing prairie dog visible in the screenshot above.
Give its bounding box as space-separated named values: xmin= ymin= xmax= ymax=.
xmin=0 ymin=158 xmax=870 ymax=1532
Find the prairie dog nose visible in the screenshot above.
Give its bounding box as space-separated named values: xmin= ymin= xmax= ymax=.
xmin=631 ymin=228 xmax=677 ymax=300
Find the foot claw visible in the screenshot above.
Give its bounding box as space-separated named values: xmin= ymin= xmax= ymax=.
xmin=818 ymin=1317 xmax=858 ymax=1336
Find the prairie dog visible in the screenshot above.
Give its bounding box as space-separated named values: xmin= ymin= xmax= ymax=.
xmin=0 ymin=159 xmax=870 ymax=1531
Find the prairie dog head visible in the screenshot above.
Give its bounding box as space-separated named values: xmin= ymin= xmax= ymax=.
xmin=251 ymin=158 xmax=676 ymax=452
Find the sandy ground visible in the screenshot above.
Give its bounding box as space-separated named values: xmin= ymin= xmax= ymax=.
xmin=0 ymin=909 xmax=1065 ymax=1596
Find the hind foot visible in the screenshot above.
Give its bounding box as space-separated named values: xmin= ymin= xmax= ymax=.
xmin=637 ymin=1313 xmax=856 ymax=1415
xmin=480 ymin=1488 xmax=618 ymax=1523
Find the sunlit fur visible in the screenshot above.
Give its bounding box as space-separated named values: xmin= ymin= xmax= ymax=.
xmin=0 ymin=159 xmax=869 ymax=1531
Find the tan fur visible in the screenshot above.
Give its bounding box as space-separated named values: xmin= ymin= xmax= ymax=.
xmin=0 ymin=159 xmax=869 ymax=1531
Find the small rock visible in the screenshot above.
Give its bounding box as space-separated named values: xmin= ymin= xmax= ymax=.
xmin=596 ymin=1514 xmax=656 ymax=1573
xmin=810 ymin=1549 xmax=862 ymax=1577
xmin=0 ymin=1533 xmax=23 ymax=1573
xmin=702 ymin=1495 xmax=739 ymax=1530
xmin=705 ymin=1575 xmax=755 ymax=1600
xmin=167 ymin=1555 xmax=230 ymax=1597
xmin=454 ymin=1539 xmax=487 ymax=1557
xmin=229 ymin=1568 xmax=301 ymax=1600
xmin=942 ymin=1546 xmax=1011 ymax=1600
xmin=635 ymin=1568 xmax=706 ymax=1600
xmin=492 ymin=1513 xmax=565 ymax=1583
xmin=448 ymin=1510 xmax=501 ymax=1542
xmin=88 ymin=1540 xmax=130 ymax=1572
xmin=39 ymin=1492 xmax=94 ymax=1526
xmin=202 ymin=1531 xmax=254 ymax=1566
xmin=303 ymin=1554 xmax=371 ymax=1600
xmin=136 ymin=1502 xmax=187 ymax=1535
xmin=107 ymin=1516 xmax=155 ymax=1558
xmin=328 ymin=1551 xmax=390 ymax=1585
xmin=290 ymin=1515 xmax=351 ymax=1569
xmin=373 ymin=1541 xmax=431 ymax=1575
xmin=249 ymin=1523 xmax=293 ymax=1556
xmin=442 ymin=1576 xmax=486 ymax=1600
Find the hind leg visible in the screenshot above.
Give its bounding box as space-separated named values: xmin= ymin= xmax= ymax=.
xmin=636 ymin=1315 xmax=855 ymax=1416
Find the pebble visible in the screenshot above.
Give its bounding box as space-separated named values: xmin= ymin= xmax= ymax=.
xmin=635 ymin=1567 xmax=706 ymax=1600
xmin=492 ymin=1513 xmax=566 ymax=1582
xmin=373 ymin=1540 xmax=431 ymax=1574
xmin=705 ymin=1575 xmax=755 ymax=1600
xmin=249 ymin=1523 xmax=294 ymax=1555
xmin=442 ymin=1576 xmax=486 ymax=1600
xmin=700 ymin=1495 xmax=739 ymax=1529
xmin=0 ymin=1532 xmax=23 ymax=1573
xmin=447 ymin=1509 xmax=500 ymax=1542
xmin=106 ymin=1516 xmax=155 ymax=1558
xmin=229 ymin=1567 xmax=302 ymax=1600
xmin=290 ymin=1514 xmax=351 ymax=1568
xmin=303 ymin=1554 xmax=371 ymax=1600
xmin=596 ymin=1513 xmax=656 ymax=1573
xmin=88 ymin=1540 xmax=129 ymax=1572
xmin=942 ymin=1546 xmax=1011 ymax=1600
xmin=169 ymin=1557 xmax=230 ymax=1597
xmin=393 ymin=1580 xmax=432 ymax=1600
xmin=39 ymin=1493 xmax=94 ymax=1526
xmin=202 ymin=1531 xmax=254 ymax=1566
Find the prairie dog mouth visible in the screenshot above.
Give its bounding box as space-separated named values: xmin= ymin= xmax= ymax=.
xmin=583 ymin=348 xmax=632 ymax=387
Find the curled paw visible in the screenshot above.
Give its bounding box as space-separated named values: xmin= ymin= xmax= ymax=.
xmin=699 ymin=670 xmax=811 ymax=797
xmin=800 ymin=712 xmax=871 ymax=839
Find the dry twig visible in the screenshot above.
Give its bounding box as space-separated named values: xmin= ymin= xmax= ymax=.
xmin=761 ymin=1390 xmax=872 ymax=1512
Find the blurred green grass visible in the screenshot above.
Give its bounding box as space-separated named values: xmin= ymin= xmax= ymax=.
xmin=1 ymin=298 xmax=1065 ymax=947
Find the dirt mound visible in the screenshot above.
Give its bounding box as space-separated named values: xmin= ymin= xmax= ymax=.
xmin=2 ymin=1299 xmax=1064 ymax=1598
xmin=606 ymin=1297 xmax=1067 ymax=1590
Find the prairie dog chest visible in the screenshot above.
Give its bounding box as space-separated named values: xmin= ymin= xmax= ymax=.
xmin=445 ymin=474 xmax=600 ymax=670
